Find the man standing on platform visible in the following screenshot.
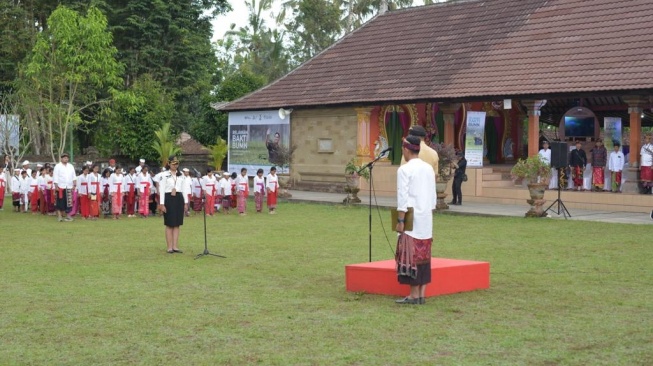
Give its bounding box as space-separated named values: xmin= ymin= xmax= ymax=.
xmin=608 ymin=142 xmax=624 ymax=193
xmin=395 ymin=135 xmax=436 ymax=305
xmin=400 ymin=125 xmax=439 ymax=179
xmin=569 ymin=141 xmax=587 ymax=191
xmin=640 ymin=135 xmax=653 ymax=194
xmin=590 ymin=139 xmax=607 ymax=192
xmin=53 ymin=153 xmax=77 ymax=222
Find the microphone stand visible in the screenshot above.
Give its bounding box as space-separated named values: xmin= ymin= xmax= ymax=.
xmin=194 ymin=174 xmax=226 ymax=260
xmin=358 ymin=152 xmax=386 ymax=262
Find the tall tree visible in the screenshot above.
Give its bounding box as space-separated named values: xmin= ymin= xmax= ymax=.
xmin=20 ymin=5 xmax=123 ymax=160
xmin=283 ymin=0 xmax=342 ymax=63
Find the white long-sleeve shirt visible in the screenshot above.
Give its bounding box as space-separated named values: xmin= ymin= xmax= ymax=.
xmin=52 ymin=162 xmax=76 ymax=189
xmin=109 ymin=173 xmax=125 ymax=194
xmin=87 ymin=173 xmax=100 ymax=194
xmin=608 ymin=151 xmax=625 ymax=172
xmin=538 ymin=148 xmax=552 ymax=166
xmin=135 ymin=173 xmax=153 ymax=194
xmin=641 ymin=143 xmax=653 ymax=167
xmin=266 ymin=173 xmax=278 ymax=193
xmin=201 ymin=175 xmax=218 ymax=195
xmin=235 ymin=174 xmax=249 ymax=193
xmin=397 ymin=158 xmax=436 ymax=240
xmin=253 ymin=176 xmax=265 ymax=194
xmin=77 ymin=174 xmax=89 ymax=195
xmin=158 ymin=171 xmax=191 ymax=204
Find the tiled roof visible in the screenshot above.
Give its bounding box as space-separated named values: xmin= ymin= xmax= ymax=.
xmin=222 ymin=0 xmax=653 ymax=111
xmin=178 ymin=133 xmax=209 ymax=155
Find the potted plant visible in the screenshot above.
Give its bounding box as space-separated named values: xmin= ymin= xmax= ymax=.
xmin=510 ymin=155 xmax=552 ymax=217
xmin=429 ymin=142 xmax=457 ymax=210
xmin=344 ymin=158 xmax=371 ymax=204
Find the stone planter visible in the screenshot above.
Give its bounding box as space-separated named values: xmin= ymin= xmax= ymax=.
xmin=525 ymin=183 xmax=547 ymax=217
xmin=343 ymin=175 xmax=361 ymax=204
xmin=436 ymin=179 xmax=450 ymax=210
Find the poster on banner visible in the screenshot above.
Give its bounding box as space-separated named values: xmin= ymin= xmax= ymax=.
xmin=464 ymin=111 xmax=486 ymax=167
xmin=603 ymin=117 xmax=622 ymax=151
xmin=228 ymin=110 xmax=291 ymax=175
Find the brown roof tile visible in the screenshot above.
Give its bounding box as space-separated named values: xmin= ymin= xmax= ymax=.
xmin=178 ymin=133 xmax=209 ymax=155
xmin=222 ymin=0 xmax=653 ymax=111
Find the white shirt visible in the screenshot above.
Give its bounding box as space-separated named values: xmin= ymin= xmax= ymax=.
xmin=77 ymin=174 xmax=89 ymax=195
xmin=253 ymin=176 xmax=265 ymax=194
xmin=266 ymin=173 xmax=278 ymax=192
xmin=397 ymin=158 xmax=436 ymax=240
xmin=640 ymin=143 xmax=653 ymax=167
xmin=220 ymin=177 xmax=231 ymax=196
xmin=109 ymin=173 xmax=124 ymax=194
xmin=123 ymin=174 xmax=137 ymax=193
xmin=608 ymin=151 xmax=625 ymax=172
xmin=202 ymin=175 xmax=218 ymax=195
xmin=11 ymin=175 xmax=21 ymax=193
xmin=158 ymin=171 xmax=190 ymax=204
xmin=53 ymin=162 xmax=76 ymax=189
xmin=538 ymin=148 xmax=552 ymax=166
xmin=135 ymin=173 xmax=153 ymax=193
xmin=88 ymin=173 xmax=100 ymax=194
xmin=235 ymin=174 xmax=249 ymax=193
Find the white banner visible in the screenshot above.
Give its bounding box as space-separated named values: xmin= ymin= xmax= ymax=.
xmin=603 ymin=117 xmax=622 ymax=151
xmin=228 ymin=110 xmax=291 ymax=175
xmin=464 ymin=111 xmax=486 ymax=167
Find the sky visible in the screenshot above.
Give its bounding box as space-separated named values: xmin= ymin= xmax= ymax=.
xmin=211 ymin=0 xmax=430 ymax=42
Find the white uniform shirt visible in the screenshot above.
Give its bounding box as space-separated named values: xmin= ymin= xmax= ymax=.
xmin=158 ymin=171 xmax=190 ymax=204
xmin=202 ymin=175 xmax=218 ymax=196
xmin=253 ymin=176 xmax=265 ymax=194
xmin=77 ymin=174 xmax=89 ymax=195
xmin=235 ymin=174 xmax=249 ymax=193
xmin=123 ymin=174 xmax=137 ymax=194
xmin=221 ymin=177 xmax=232 ymax=196
xmin=538 ymin=148 xmax=552 ymax=166
xmin=135 ymin=173 xmax=153 ymax=194
xmin=109 ymin=173 xmax=124 ymax=194
xmin=20 ymin=176 xmax=31 ymax=194
xmin=397 ymin=158 xmax=436 ymax=240
xmin=266 ymin=173 xmax=278 ymax=192
xmin=608 ymin=151 xmax=625 ymax=172
xmin=52 ymin=162 xmax=76 ymax=189
xmin=11 ymin=175 xmax=21 ymax=193
xmin=88 ymin=173 xmax=100 ymax=194
xmin=640 ymin=143 xmax=653 ymax=167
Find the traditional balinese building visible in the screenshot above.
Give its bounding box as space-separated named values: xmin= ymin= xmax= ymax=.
xmin=219 ymin=0 xmax=653 ymax=213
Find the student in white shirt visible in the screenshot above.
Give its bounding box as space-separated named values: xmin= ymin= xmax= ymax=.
xmin=220 ymin=172 xmax=231 ymax=214
xmin=608 ymin=142 xmax=625 ymax=193
xmin=235 ymin=168 xmax=249 ymax=215
xmin=108 ymin=166 xmax=125 ymax=219
xmin=538 ymin=141 xmax=552 ymax=186
xmin=201 ymin=169 xmax=218 ymax=216
xmin=52 ymin=153 xmax=77 ymax=221
xmin=135 ymin=166 xmax=153 ymax=217
xmin=11 ymin=169 xmax=21 ymax=211
xmin=253 ymin=168 xmax=265 ymax=213
xmin=266 ymin=167 xmax=279 ymax=214
xmin=77 ymin=166 xmax=91 ymax=219
xmin=123 ymin=167 xmax=138 ymax=217
xmin=87 ymin=164 xmax=101 ymax=219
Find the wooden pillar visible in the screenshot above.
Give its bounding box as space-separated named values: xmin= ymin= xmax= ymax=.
xmin=623 ymin=96 xmax=647 ymax=167
xmin=355 ymin=107 xmax=373 ymax=162
xmin=522 ymin=100 xmax=547 ymax=157
xmin=440 ymin=103 xmax=460 ymax=147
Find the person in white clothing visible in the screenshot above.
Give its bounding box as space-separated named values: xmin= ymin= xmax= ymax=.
xmin=608 ymin=142 xmax=625 ymax=193
xmin=158 ymin=156 xmax=191 ymax=253
xmin=201 ymin=169 xmax=218 ymax=216
xmin=394 ymin=136 xmax=436 ymax=305
xmin=108 ymin=167 xmax=125 ymax=219
xmin=266 ymin=167 xmax=279 ymax=214
xmin=77 ymin=166 xmax=91 ymax=218
xmin=52 ymin=153 xmax=77 ymax=221
xmin=135 ymin=166 xmax=153 ymax=217
xmin=235 ymin=168 xmax=249 ymax=215
xmin=253 ymin=168 xmax=265 ymax=213
xmin=640 ymin=135 xmax=653 ymax=194
xmin=538 ymin=141 xmax=552 ymax=186
xmin=220 ymin=172 xmax=231 ymax=214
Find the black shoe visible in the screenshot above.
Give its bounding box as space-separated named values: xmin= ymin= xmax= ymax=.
xmin=448 ymin=201 xmax=456 ymax=205
xmin=173 ymin=249 xmax=183 ymax=253
xmin=418 ymin=297 xmax=426 ymax=305
xmin=167 ymin=250 xmax=174 ymax=254
xmin=395 ymin=297 xmax=418 ymax=305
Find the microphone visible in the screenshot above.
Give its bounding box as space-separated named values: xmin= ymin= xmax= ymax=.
xmin=380 ymin=146 xmax=393 ymax=155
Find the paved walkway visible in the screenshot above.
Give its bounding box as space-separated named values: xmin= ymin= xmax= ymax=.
xmin=287 ymin=190 xmax=653 ymax=225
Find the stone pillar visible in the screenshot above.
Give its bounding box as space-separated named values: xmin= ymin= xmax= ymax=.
xmin=622 ymin=96 xmax=647 ymax=193
xmin=522 ymin=100 xmax=547 ymax=157
xmin=440 ymin=103 xmax=460 ymax=147
xmin=355 ymin=107 xmax=373 ymax=161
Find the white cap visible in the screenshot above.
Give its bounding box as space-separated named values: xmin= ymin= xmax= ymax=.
xmin=14 ymin=168 xmax=20 ymax=172
xmin=139 ymin=158 xmax=145 ymax=163
xmin=223 ymin=172 xmax=230 ymax=177
xmin=86 ymin=161 xmax=92 ymax=165
xmin=36 ymin=163 xmax=43 ymax=167
xmin=22 ymin=160 xmax=29 ymax=165
xmin=182 ymin=168 xmax=189 ymax=172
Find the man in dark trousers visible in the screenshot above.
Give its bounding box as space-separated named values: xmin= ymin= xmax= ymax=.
xmin=449 ymin=151 xmax=467 ymax=205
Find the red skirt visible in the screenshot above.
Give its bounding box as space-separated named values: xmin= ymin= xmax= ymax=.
xmin=592 ymin=167 xmax=605 ymax=187
xmin=641 ymin=166 xmax=653 ymax=182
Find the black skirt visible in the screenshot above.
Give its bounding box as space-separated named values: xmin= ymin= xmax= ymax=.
xmin=163 ymin=193 xmax=184 ymax=227
xmin=398 ymin=262 xmax=432 ymax=286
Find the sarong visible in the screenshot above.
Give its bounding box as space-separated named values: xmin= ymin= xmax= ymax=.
xmin=255 ymin=191 xmax=264 ymax=212
xmin=39 ymin=191 xmax=47 ymax=214
xmin=55 ymin=188 xmax=73 ymax=213
xmin=395 ymin=233 xmax=432 ymax=286
xmin=138 ymin=184 xmax=150 ymax=216
xmin=222 ymin=196 xmax=231 ymax=208
xmin=205 ymin=194 xmax=215 ymax=215
xmin=231 ymin=193 xmax=237 ymax=208
xmin=12 ymin=192 xmax=20 ymax=207
xmin=48 ymin=188 xmax=56 ymax=212
xmin=641 ymin=166 xmax=653 ymax=183
xmin=69 ymin=190 xmax=79 ymax=216
xmin=89 ymin=194 xmax=99 ymax=217
xmin=192 ymin=195 xmax=203 ymax=212
xmin=112 ymin=191 xmax=123 ymax=215
xmin=101 ymin=185 xmax=111 ymax=215
xmin=611 ymin=171 xmax=622 ymax=191
xmin=572 ymin=166 xmax=584 ymax=188
xmin=237 ymin=191 xmax=246 ymax=213
xmin=126 ymin=184 xmax=136 ymax=215
xmin=0 ymin=184 xmax=4 ymax=208
xmin=30 ymin=186 xmax=39 ymax=212
xmin=80 ymin=194 xmax=90 ymax=218
xmin=267 ymin=189 xmax=277 ymax=210
xmin=592 ymin=167 xmax=605 ymax=188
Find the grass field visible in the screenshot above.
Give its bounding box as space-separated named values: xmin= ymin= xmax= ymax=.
xmin=1 ymin=201 xmax=651 ymax=365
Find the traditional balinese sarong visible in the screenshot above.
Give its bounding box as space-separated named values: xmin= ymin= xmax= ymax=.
xmin=39 ymin=190 xmax=47 ymax=214
xmin=592 ymin=167 xmax=605 ymax=189
xmin=69 ymin=190 xmax=79 ymax=216
xmin=111 ymin=183 xmax=123 ymax=215
xmin=138 ymin=182 xmax=150 ymax=216
xmin=237 ymin=191 xmax=247 ymax=213
xmin=267 ymin=187 xmax=277 ymax=210
xmin=611 ymin=171 xmax=622 ymax=192
xmin=254 ymin=182 xmax=264 ymax=212
xmin=395 ymin=233 xmax=432 ymax=286
xmin=205 ymin=185 xmax=216 ymax=215
xmin=192 ymin=194 xmax=203 ymax=212
xmin=12 ymin=192 xmax=21 ymax=207
xmin=222 ymin=195 xmax=230 ymax=208
xmin=572 ymin=166 xmax=584 ymax=188
xmin=126 ymin=183 xmax=136 ymax=215
xmin=30 ymin=184 xmax=39 ymax=212
xmin=231 ymin=192 xmax=237 ymax=209
xmin=79 ymin=182 xmax=90 ymax=218
xmin=101 ymin=184 xmax=111 ymax=216
xmin=48 ymin=188 xmax=56 ymax=212
xmin=55 ymin=188 xmax=73 ymax=213
xmin=641 ymin=166 xmax=653 ymax=185
xmin=0 ymin=180 xmax=5 ymax=209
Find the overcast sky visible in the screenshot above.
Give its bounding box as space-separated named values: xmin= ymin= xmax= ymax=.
xmin=211 ymin=0 xmax=431 ymax=42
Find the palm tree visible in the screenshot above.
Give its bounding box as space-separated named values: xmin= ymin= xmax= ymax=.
xmin=152 ymin=122 xmax=181 ymax=168
xmin=208 ymin=136 xmax=228 ymax=171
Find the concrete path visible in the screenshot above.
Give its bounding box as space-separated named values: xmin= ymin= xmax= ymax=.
xmin=287 ymin=190 xmax=653 ymax=225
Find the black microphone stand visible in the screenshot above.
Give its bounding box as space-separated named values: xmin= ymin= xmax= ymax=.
xmin=358 ymin=151 xmax=387 ymax=262
xmin=194 ymin=173 xmax=226 ymax=260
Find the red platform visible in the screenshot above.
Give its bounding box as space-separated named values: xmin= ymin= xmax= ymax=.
xmin=345 ymin=258 xmax=490 ymax=297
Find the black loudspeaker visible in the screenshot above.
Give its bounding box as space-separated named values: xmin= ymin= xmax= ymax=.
xmin=550 ymin=142 xmax=568 ymax=168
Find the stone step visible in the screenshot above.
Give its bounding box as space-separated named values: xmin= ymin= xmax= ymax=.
xmin=482 ymin=180 xmax=517 ymax=188
xmin=482 ymin=173 xmax=504 ymax=181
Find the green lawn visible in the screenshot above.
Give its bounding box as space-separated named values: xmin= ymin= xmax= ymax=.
xmin=1 ymin=202 xmax=651 ymax=365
